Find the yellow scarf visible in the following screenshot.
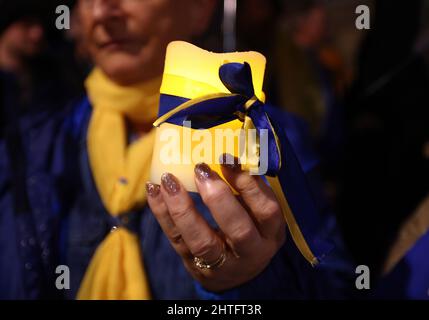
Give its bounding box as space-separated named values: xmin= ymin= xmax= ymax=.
xmin=77 ymin=68 xmax=160 ymax=300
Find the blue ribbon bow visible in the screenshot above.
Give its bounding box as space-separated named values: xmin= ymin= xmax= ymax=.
xmin=157 ymin=62 xmax=281 ymax=176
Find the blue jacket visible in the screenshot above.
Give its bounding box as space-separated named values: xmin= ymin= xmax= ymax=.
xmin=374 ymin=230 xmax=429 ymax=300
xmin=0 ymin=71 xmax=75 ymax=299
xmin=0 ymin=90 xmax=354 ymax=299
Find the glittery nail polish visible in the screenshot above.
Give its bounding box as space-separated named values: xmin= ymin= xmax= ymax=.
xmin=146 ymin=182 xmax=160 ymax=197
xmin=161 ymin=173 xmax=180 ymax=195
xmin=194 ymin=163 xmax=212 ymax=182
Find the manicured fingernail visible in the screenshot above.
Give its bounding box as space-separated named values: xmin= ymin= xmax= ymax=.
xmin=195 ymin=163 xmax=212 ymax=182
xmin=161 ymin=173 xmax=180 ymax=195
xmin=220 ymin=153 xmax=241 ymax=171
xmin=146 ymin=182 xmax=160 ymax=197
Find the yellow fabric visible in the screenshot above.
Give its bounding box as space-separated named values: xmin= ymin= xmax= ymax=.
xmin=77 ymin=68 xmax=160 ymax=300
xmin=77 ymin=228 xmax=151 ymax=299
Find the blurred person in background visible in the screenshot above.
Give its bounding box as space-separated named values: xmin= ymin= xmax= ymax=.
xmin=64 ymin=2 xmax=93 ymax=79
xmin=272 ymin=0 xmax=348 ymax=204
xmin=340 ymin=0 xmax=429 ymax=298
xmin=0 ymin=0 xmax=82 ymax=107
xmin=237 ymin=0 xmax=348 ymax=205
xmin=0 ymin=0 xmax=82 ymax=299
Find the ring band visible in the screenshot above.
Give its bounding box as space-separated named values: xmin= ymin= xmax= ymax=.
xmin=193 ymin=245 xmax=227 ymax=270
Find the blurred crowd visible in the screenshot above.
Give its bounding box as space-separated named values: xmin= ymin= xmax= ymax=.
xmin=1 ymin=0 xmax=429 ymax=299
xmin=236 ymin=0 xmax=429 ymax=289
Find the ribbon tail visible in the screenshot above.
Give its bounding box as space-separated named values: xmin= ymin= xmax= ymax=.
xmin=266 ymin=176 xmax=319 ymax=266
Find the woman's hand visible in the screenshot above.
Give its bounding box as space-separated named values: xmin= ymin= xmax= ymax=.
xmin=146 ymin=155 xmax=286 ymax=292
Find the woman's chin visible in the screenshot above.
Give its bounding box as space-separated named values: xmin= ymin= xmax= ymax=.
xmin=96 ymin=52 xmax=160 ymax=86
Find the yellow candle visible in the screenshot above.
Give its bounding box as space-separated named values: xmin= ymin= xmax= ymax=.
xmin=151 ymin=41 xmax=267 ymax=192
xmin=160 ymin=41 xmax=266 ymax=101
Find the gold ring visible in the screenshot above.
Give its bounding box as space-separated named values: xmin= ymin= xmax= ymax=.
xmin=193 ymin=246 xmax=227 ymax=270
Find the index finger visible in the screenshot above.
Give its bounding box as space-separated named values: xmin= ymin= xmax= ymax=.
xmin=160 ymin=172 xmax=224 ymax=264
